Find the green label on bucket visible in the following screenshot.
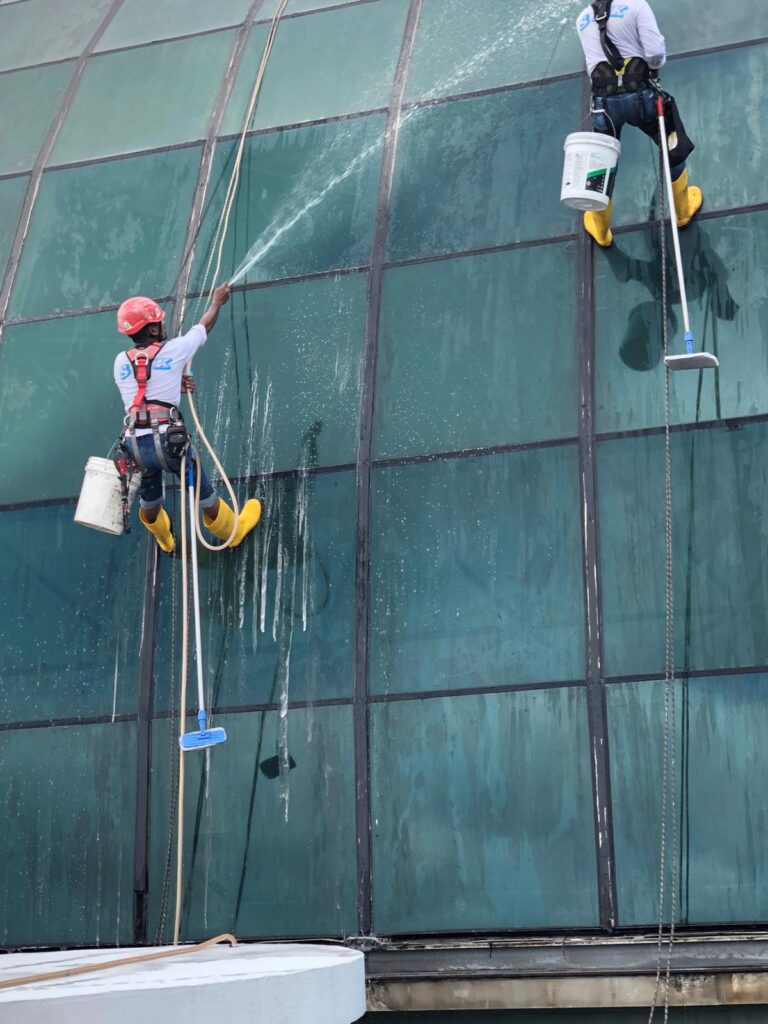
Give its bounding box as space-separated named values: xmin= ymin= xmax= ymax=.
xmin=585 ymin=167 xmax=608 ymax=192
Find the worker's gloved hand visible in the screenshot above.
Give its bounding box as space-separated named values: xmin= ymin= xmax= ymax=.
xmin=213 ymin=281 xmax=230 ymax=307
xmin=181 ymin=374 xmax=196 ymax=394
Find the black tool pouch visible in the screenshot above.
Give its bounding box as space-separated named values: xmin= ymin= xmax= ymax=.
xmin=165 ymin=423 xmax=189 ymax=459
xmin=663 ymin=93 xmax=695 ymax=163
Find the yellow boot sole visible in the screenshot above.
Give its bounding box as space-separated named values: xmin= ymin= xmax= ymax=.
xmin=583 ymin=211 xmax=613 ymax=248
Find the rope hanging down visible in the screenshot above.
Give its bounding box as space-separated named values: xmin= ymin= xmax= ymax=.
xmin=648 ymin=136 xmax=679 ymax=1024
xmin=171 ymin=0 xmax=290 ymax=947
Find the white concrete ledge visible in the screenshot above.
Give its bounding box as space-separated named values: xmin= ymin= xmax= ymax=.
xmin=0 ymin=942 xmax=365 ymax=1024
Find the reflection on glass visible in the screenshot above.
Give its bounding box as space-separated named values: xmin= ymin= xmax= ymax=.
xmin=609 ymin=676 xmax=768 ymax=925
xmin=374 ymin=243 xmax=578 ymax=459
xmin=370 ymin=447 xmax=585 ymax=694
xmin=0 ymin=504 xmax=144 ymax=722
xmin=153 ymin=472 xmax=356 ymax=713
xmin=188 ymin=276 xmax=366 ymax=474
xmin=222 ymin=0 xmax=408 ymax=133
xmin=598 ymin=423 xmax=768 ymax=677
xmin=0 ymin=722 xmax=135 ymax=946
xmin=594 ymin=215 xmax=761 ymax=433
xmin=371 ymin=688 xmax=598 ymax=932
xmin=9 ymin=148 xmax=200 ymax=319
xmin=148 ymin=707 xmax=356 ymax=942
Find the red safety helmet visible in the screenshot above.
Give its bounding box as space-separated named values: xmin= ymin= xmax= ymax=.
xmin=117 ymin=296 xmax=165 ymax=336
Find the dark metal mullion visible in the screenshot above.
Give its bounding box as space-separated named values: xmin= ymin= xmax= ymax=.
xmin=132 ymin=541 xmax=160 ymax=944
xmin=353 ymin=0 xmax=425 ymax=937
xmin=578 ymin=81 xmax=617 ymax=934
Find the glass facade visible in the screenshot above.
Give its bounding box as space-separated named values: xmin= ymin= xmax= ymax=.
xmin=1 ymin=0 xmax=767 ymax=962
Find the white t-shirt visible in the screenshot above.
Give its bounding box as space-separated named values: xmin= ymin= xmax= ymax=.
xmin=114 ymin=324 xmax=207 ymax=435
xmin=576 ymin=0 xmax=666 ymax=75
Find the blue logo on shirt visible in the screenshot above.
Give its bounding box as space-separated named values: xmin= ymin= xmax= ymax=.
xmin=154 ymin=357 xmax=173 ymax=372
xmin=579 ymin=4 xmax=629 ymax=30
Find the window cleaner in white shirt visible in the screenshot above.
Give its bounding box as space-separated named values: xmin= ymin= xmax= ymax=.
xmin=575 ymin=0 xmax=703 ymax=246
xmin=114 ymin=282 xmax=262 ymax=554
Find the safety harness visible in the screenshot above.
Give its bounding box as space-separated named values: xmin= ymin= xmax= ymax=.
xmin=590 ymin=0 xmax=651 ymax=96
xmin=118 ymin=340 xmax=187 ymax=488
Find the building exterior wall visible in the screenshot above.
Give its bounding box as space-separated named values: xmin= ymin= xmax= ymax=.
xmin=0 ymin=0 xmax=766 ymax=965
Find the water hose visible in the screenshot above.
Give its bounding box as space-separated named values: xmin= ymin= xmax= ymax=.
xmin=0 ymin=934 xmax=236 ymax=992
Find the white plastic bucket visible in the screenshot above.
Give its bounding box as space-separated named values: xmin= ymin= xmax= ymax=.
xmin=74 ymin=456 xmax=140 ymax=536
xmin=561 ymin=132 xmax=621 ymax=211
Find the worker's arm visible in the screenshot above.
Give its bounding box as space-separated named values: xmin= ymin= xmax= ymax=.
xmin=199 ymin=281 xmax=230 ymax=334
xmin=636 ymin=0 xmax=666 ymax=69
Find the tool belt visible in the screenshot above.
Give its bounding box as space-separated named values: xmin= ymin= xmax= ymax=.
xmin=131 ymin=401 xmax=182 ymax=430
xmin=591 ymin=56 xmax=651 ymax=97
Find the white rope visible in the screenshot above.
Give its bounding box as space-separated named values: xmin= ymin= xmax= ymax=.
xmin=172 ymin=0 xmax=289 ymax=945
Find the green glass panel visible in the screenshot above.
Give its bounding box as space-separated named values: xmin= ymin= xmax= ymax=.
xmin=0 ymin=62 xmax=73 ymax=175
xmin=153 ymin=471 xmax=356 ymax=712
xmin=611 ymin=45 xmax=768 ymax=229
xmin=387 ymin=81 xmax=580 ymax=262
xmin=260 ymin=0 xmax=368 ymax=14
xmin=188 ymin=275 xmax=365 ymax=473
xmin=0 ymin=175 xmax=27 ymax=279
xmin=609 ymin=675 xmax=768 ymax=925
xmin=148 ymin=706 xmax=356 ymax=941
xmin=0 ymin=722 xmax=135 ymax=946
xmin=598 ymin=424 xmax=768 ymax=677
xmin=595 ymin=212 xmax=766 ymax=433
xmin=404 ymin=0 xmax=582 ymax=102
xmin=370 ymin=688 xmax=598 ymax=932
xmin=0 ymin=313 xmax=131 ymax=501
xmin=370 ymin=447 xmax=585 ymax=695
xmin=10 ymin=147 xmax=199 ymax=318
xmin=97 ymin=0 xmax=251 ymax=50
xmin=374 ymin=243 xmax=579 ymax=459
xmin=0 ymin=0 xmax=113 ymax=72
xmin=222 ymin=0 xmax=407 ymax=133
xmin=0 ymin=504 xmax=144 ymax=721
xmin=50 ymin=32 xmax=235 ymax=165
xmin=192 ymin=114 xmax=383 ymax=285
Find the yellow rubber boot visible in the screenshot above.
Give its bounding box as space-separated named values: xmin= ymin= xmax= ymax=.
xmin=139 ymin=506 xmax=174 ymax=554
xmin=671 ymin=168 xmax=703 ymax=228
xmin=203 ymin=497 xmax=262 ymax=549
xmin=583 ymin=200 xmax=613 ymax=247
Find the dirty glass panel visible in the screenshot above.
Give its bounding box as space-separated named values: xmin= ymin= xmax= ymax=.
xmin=0 ymin=175 xmax=27 ymax=280
xmin=191 ymin=114 xmax=384 ymax=286
xmin=598 ymin=425 xmax=768 ymax=678
xmin=0 ymin=62 xmax=73 ymax=175
xmin=0 ymin=313 xmax=133 ymax=501
xmin=97 ymin=0 xmax=251 ymax=50
xmin=50 ymin=32 xmax=235 ymax=165
xmin=153 ymin=471 xmax=356 ymax=713
xmin=0 ymin=504 xmax=144 ymax=721
xmin=609 ymin=675 xmax=768 ymax=925
xmin=374 ymin=243 xmax=578 ymax=459
xmin=0 ymin=0 xmax=113 ymax=72
xmin=611 ymin=45 xmax=768 ymax=229
xmin=594 ymin=212 xmax=768 ymax=433
xmin=0 ymin=722 xmax=135 ymax=946
xmin=404 ymin=0 xmax=582 ymax=101
xmin=222 ymin=0 xmax=407 ymax=133
xmin=188 ymin=275 xmax=365 ymax=474
xmin=370 ymin=687 xmax=597 ymax=932
xmin=148 ymin=706 xmax=356 ymax=941
xmin=387 ymin=81 xmax=580 ymax=262
xmin=369 ymin=447 xmax=585 ymax=695
xmin=10 ymin=147 xmax=199 ymax=318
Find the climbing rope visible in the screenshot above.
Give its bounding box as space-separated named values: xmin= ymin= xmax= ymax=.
xmin=171 ymin=0 xmax=289 ymax=946
xmin=179 ymin=0 xmax=291 ymax=556
xmin=0 ymin=934 xmax=236 ymax=992
xmin=648 ymin=136 xmax=679 ymax=1024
